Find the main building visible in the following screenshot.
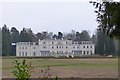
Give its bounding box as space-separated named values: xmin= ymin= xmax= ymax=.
xmin=16 ymin=39 xmax=95 ymax=57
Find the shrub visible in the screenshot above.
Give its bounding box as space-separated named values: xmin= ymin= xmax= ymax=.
xmin=12 ymin=59 xmax=32 ymax=80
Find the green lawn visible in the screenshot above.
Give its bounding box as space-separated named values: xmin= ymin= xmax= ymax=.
xmin=2 ymin=58 xmax=118 ymax=78
xmin=2 ymin=58 xmax=118 ymax=69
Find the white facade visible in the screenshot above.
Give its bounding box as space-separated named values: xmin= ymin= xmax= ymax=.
xmin=16 ymin=39 xmax=95 ymax=57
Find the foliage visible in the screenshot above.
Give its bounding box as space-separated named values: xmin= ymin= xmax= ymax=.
xmin=1 ymin=24 xmax=118 ymax=56
xmin=12 ymin=59 xmax=33 ymax=80
xmin=74 ymin=30 xmax=91 ymax=42
xmin=58 ymin=32 xmax=63 ymax=39
xmin=90 ymin=1 xmax=120 ymax=39
xmin=2 ymin=24 xmax=11 ymax=56
xmin=10 ymin=27 xmax=19 ymax=43
xmin=95 ymin=29 xmax=115 ymax=55
xmin=19 ymin=28 xmax=36 ymax=42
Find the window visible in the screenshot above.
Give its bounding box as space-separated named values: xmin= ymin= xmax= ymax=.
xmin=66 ymin=46 xmax=68 ymax=48
xmin=22 ymin=52 xmax=24 ymax=56
xmin=33 ymin=52 xmax=36 ymax=56
xmin=35 ymin=42 xmax=38 ymax=45
xmin=58 ymin=42 xmax=61 ymax=44
xmin=19 ymin=47 xmax=21 ymax=49
xmin=59 ymin=46 xmax=61 ymax=48
xmin=25 ymin=52 xmax=27 ymax=56
xmin=25 ymin=47 xmax=27 ymax=49
xmin=83 ymin=51 xmax=85 ymax=55
xmin=30 ymin=42 xmax=33 ymax=45
xmin=52 ymin=42 xmax=54 ymax=44
xmin=90 ymin=46 xmax=92 ymax=48
xmin=22 ymin=47 xmax=24 ymax=49
xmin=77 ymin=46 xmax=79 ymax=48
xmin=87 ymin=46 xmax=89 ymax=48
xmin=73 ymin=46 xmax=75 ymax=48
xmin=83 ymin=46 xmax=85 ymax=48
xmin=52 ymin=46 xmax=54 ymax=49
xmin=19 ymin=52 xmax=21 ymax=56
xmin=87 ymin=51 xmax=89 ymax=54
xmin=43 ymin=42 xmax=46 ymax=44
xmin=65 ymin=51 xmax=68 ymax=54
xmin=66 ymin=42 xmax=67 ymax=44
xmin=43 ymin=46 xmax=46 ymax=49
xmin=57 ymin=46 xmax=58 ymax=48
xmin=40 ymin=51 xmax=50 ymax=56
xmin=91 ymin=51 xmax=92 ymax=54
xmin=33 ymin=47 xmax=35 ymax=49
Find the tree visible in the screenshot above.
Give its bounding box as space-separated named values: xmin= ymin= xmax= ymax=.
xmin=19 ymin=28 xmax=35 ymax=42
xmin=75 ymin=31 xmax=80 ymax=41
xmin=105 ymin=36 xmax=115 ymax=55
xmin=27 ymin=28 xmax=36 ymax=41
xmin=79 ymin=30 xmax=91 ymax=41
xmin=95 ymin=29 xmax=115 ymax=55
xmin=52 ymin=34 xmax=58 ymax=39
xmin=58 ymin=32 xmax=63 ymax=39
xmin=36 ymin=32 xmax=43 ymax=40
xmin=95 ymin=29 xmax=105 ymax=55
xmin=47 ymin=32 xmax=53 ymax=39
xmin=19 ymin=28 xmax=28 ymax=42
xmin=91 ymin=34 xmax=97 ymax=44
xmin=10 ymin=27 xmax=19 ymax=43
xmin=75 ymin=30 xmax=91 ymax=42
xmin=90 ymin=1 xmax=120 ymax=38
xmin=41 ymin=31 xmax=48 ymax=40
xmin=2 ymin=24 xmax=11 ymax=56
xmin=90 ymin=0 xmax=120 ymax=55
xmin=63 ymin=30 xmax=76 ymax=40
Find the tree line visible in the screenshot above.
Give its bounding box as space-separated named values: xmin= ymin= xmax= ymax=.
xmin=90 ymin=1 xmax=120 ymax=56
xmin=1 ymin=24 xmax=117 ymax=56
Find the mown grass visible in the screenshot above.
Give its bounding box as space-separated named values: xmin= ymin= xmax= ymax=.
xmin=2 ymin=58 xmax=118 ymax=70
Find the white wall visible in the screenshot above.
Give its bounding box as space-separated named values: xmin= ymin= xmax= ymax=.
xmin=16 ymin=40 xmax=95 ymax=57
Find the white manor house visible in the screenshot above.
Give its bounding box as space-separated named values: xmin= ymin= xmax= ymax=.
xmin=16 ymin=39 xmax=95 ymax=57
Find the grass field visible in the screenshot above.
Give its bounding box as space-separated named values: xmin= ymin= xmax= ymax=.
xmin=2 ymin=58 xmax=118 ymax=78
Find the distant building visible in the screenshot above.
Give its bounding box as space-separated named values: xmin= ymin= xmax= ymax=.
xmin=16 ymin=39 xmax=95 ymax=57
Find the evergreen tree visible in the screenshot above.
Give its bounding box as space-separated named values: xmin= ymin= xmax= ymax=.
xmin=58 ymin=32 xmax=63 ymax=39
xmin=36 ymin=32 xmax=43 ymax=40
xmin=52 ymin=34 xmax=58 ymax=39
xmin=90 ymin=1 xmax=120 ymax=56
xmin=96 ymin=29 xmax=115 ymax=55
xmin=10 ymin=27 xmax=19 ymax=43
xmin=75 ymin=30 xmax=91 ymax=42
xmin=2 ymin=24 xmax=11 ymax=56
xmin=96 ymin=29 xmax=105 ymax=55
xmin=19 ymin=28 xmax=35 ymax=42
xmin=19 ymin=28 xmax=28 ymax=42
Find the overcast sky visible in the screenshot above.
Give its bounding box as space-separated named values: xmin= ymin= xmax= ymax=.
xmin=2 ymin=1 xmax=99 ymax=35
